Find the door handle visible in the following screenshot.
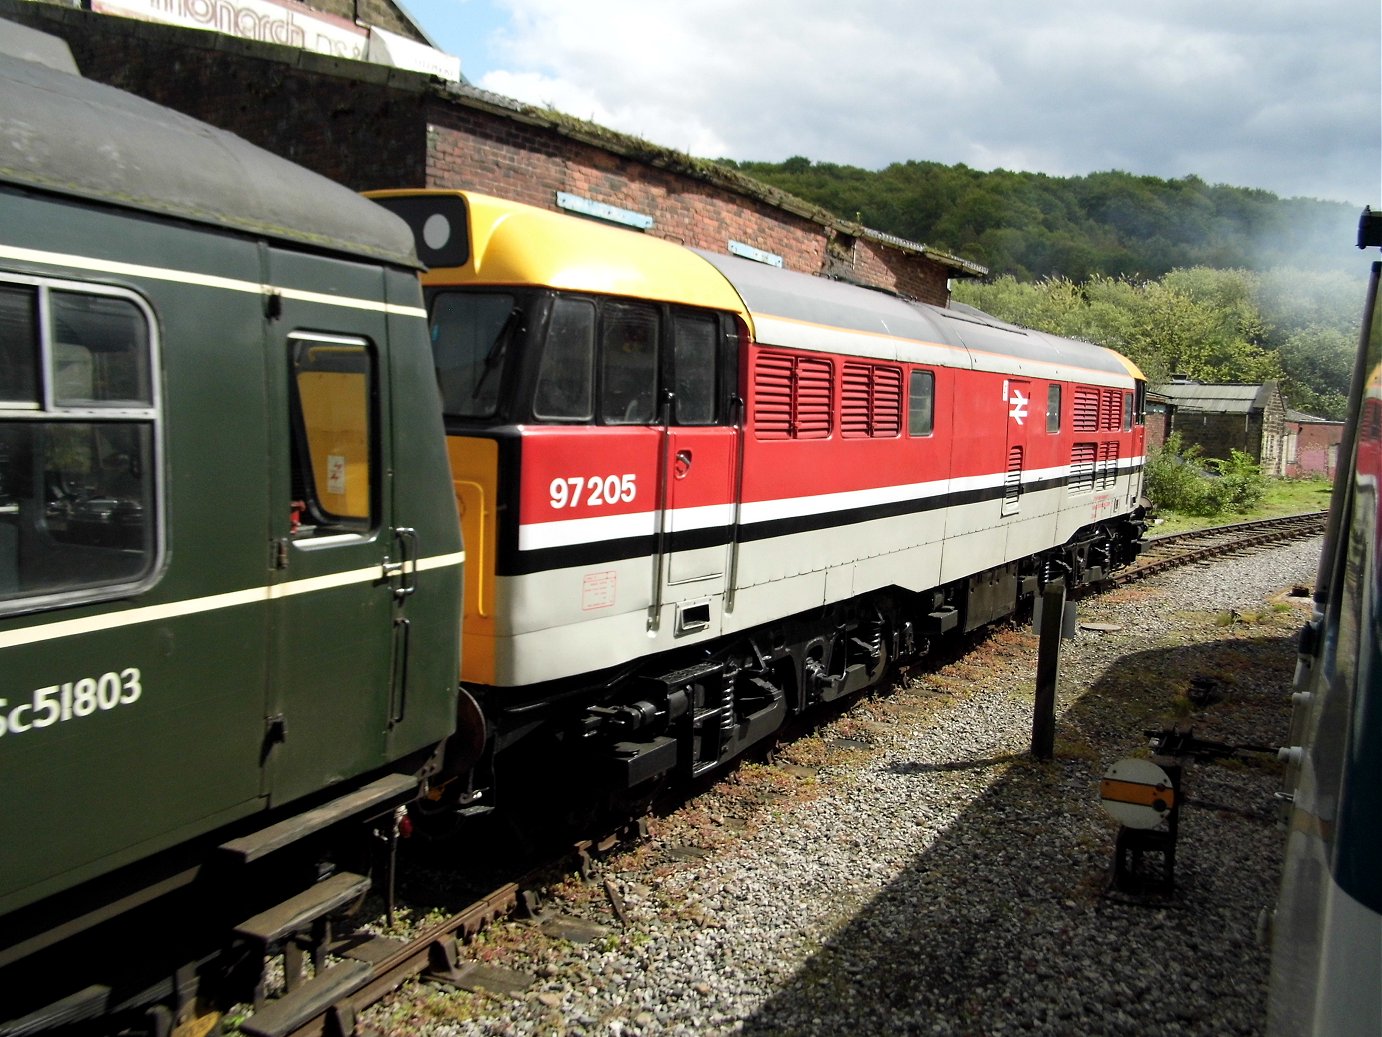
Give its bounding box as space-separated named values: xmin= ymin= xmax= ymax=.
xmin=674 ymin=449 xmax=692 ymax=479
xmin=384 ymin=527 xmax=419 ymax=598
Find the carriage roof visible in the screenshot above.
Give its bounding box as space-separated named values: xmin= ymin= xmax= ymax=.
xmin=0 ymin=28 xmax=418 ymax=268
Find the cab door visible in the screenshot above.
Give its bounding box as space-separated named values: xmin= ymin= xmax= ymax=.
xmin=264 ymin=251 xmax=399 ymax=804
xmin=660 ymin=311 xmax=737 ymax=633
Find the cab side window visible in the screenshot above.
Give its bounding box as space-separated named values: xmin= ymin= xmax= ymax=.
xmin=908 ymin=369 xmax=934 ymax=436
xmin=534 ymin=298 xmax=595 ymax=421
xmin=288 ymin=334 xmax=376 ymax=536
xmin=601 ymin=302 xmax=659 ymax=424
xmin=671 ymin=313 xmax=718 ymax=425
xmin=0 ymin=278 xmax=159 ymax=608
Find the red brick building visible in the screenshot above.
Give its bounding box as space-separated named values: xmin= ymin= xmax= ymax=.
xmin=1284 ymin=410 xmax=1345 ymax=479
xmin=1 ymin=0 xmax=984 ymax=303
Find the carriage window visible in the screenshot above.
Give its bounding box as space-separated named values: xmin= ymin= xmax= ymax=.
xmin=908 ymin=369 xmax=934 ymax=436
xmin=534 ymin=297 xmax=595 ymax=421
xmin=672 ymin=313 xmax=717 ymax=425
xmin=289 ymin=335 xmax=375 ymax=535
xmin=1046 ymin=384 xmax=1062 ymax=433
xmin=51 ymin=292 xmax=152 ymax=406
xmin=601 ymin=302 xmax=659 ymax=424
xmin=0 ymin=278 xmax=159 ymax=610
xmin=429 ymin=290 xmax=518 ymax=420
xmin=1123 ymin=392 xmax=1133 ymax=431
xmin=0 ymin=284 xmax=38 ymax=406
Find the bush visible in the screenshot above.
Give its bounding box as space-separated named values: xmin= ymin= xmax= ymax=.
xmin=1145 ymin=433 xmax=1266 ymax=516
xmin=1207 ymin=449 xmax=1268 ymax=513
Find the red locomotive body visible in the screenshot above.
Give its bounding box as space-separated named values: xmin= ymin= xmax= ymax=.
xmin=369 ymin=189 xmax=1148 ymax=805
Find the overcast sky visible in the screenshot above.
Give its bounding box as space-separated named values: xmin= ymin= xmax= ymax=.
xmin=401 ymin=0 xmax=1380 ymax=207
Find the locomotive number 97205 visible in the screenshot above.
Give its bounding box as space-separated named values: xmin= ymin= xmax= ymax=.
xmin=549 ymin=474 xmax=638 ymax=510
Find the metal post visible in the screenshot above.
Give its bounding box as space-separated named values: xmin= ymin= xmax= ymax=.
xmin=1032 ymin=581 xmax=1066 ymax=760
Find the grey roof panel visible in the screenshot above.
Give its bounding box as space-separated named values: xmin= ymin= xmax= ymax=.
xmin=924 ymin=304 xmax=1130 ymax=376
xmin=690 ymin=248 xmax=956 ymax=344
xmin=690 ymin=248 xmax=1134 ymax=378
xmin=0 ymin=37 xmax=419 ymax=267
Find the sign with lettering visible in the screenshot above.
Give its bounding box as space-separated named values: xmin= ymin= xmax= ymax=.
xmin=93 ymin=0 xmax=369 ymax=61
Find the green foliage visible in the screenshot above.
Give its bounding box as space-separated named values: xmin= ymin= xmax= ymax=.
xmin=951 ymin=265 xmax=1363 ymax=416
xmin=1145 ymin=433 xmax=1267 ymax=517
xmin=953 ymin=273 xmax=1283 ymax=386
xmin=718 ymin=159 xmax=1360 ymax=280
xmin=718 ymin=157 xmax=1367 ymax=418
xmin=1210 ymin=449 xmax=1269 ymax=513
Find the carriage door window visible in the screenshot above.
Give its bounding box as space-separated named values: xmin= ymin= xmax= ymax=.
xmin=672 ymin=313 xmax=718 ymax=425
xmin=534 ymin=297 xmax=595 ymax=421
xmin=0 ymin=279 xmax=159 ymax=609
xmin=288 ymin=335 xmax=375 ymax=536
xmin=601 ymin=302 xmax=659 ymax=424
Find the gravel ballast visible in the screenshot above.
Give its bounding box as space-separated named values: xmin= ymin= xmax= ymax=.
xmin=364 ymin=537 xmax=1322 ymax=1037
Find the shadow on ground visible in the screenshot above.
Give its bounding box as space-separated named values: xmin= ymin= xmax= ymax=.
xmin=738 ymin=632 xmax=1296 ymax=1037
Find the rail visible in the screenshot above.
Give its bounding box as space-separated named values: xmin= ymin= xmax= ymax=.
xmin=262 ymin=510 xmax=1329 ymax=1037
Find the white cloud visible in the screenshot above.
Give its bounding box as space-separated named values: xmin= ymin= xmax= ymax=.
xmin=468 ymin=0 xmax=1380 ymax=204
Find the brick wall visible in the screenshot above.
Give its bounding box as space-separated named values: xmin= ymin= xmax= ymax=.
xmin=3 ymin=1 xmax=429 ymax=190
xmin=5 ymin=0 xmax=964 ymax=303
xmin=426 ymin=104 xmax=831 ymax=275
xmin=1287 ymin=421 xmax=1344 ymax=478
xmin=1170 ymin=412 xmax=1259 ymax=462
xmin=424 ymin=105 xmax=955 ymax=301
xmin=1145 ymin=407 xmax=1169 ymax=452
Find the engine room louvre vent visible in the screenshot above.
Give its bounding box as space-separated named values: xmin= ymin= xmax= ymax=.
xmin=752 ymin=353 xmax=793 ymax=439
xmin=1073 ymin=388 xmax=1100 ymax=432
xmin=841 ymin=362 xmax=903 ymax=438
xmin=1099 ymin=441 xmax=1120 ymax=488
xmin=1003 ymin=445 xmax=1023 ymax=507
xmin=794 ymin=357 xmax=832 ymax=438
xmin=1101 ymin=388 xmax=1122 ymax=431
xmin=753 ymin=351 xmax=833 ymax=440
xmin=1070 ymin=442 xmax=1097 ymax=494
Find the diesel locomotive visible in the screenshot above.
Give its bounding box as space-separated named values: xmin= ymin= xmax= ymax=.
xmin=1268 ymin=208 xmax=1382 ymax=1037
xmin=368 ymin=190 xmax=1151 ymax=813
xmin=0 ymin=25 xmax=462 ymax=1034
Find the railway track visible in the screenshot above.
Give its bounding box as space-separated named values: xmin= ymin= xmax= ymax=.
xmin=246 ymin=510 xmax=1328 ymax=1037
xmin=1115 ymin=510 xmax=1327 ymax=586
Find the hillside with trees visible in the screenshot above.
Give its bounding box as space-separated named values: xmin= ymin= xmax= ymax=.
xmin=719 ymin=158 xmax=1360 ymax=280
xmin=721 ymin=157 xmax=1367 ymax=420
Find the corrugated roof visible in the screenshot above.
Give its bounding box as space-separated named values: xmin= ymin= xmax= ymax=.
xmin=1154 ymin=382 xmax=1277 ymax=414
xmin=1286 ymin=408 xmax=1342 ymax=424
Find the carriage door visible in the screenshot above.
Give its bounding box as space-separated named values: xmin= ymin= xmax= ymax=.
xmin=658 ymin=311 xmax=736 ymax=635
xmin=1002 ymin=379 xmax=1031 ymax=517
xmin=264 ymin=260 xmax=398 ymax=804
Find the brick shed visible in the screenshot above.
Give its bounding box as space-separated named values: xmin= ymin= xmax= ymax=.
xmin=1 ymin=0 xmax=985 ymax=303
xmin=1283 ymin=410 xmax=1345 ymax=480
xmin=1154 ymin=380 xmax=1289 ymax=476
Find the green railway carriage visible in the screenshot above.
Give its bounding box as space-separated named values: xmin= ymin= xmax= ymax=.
xmin=0 ymin=23 xmax=463 ymax=1027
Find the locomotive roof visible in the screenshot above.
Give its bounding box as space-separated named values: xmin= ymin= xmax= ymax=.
xmin=693 ymin=249 xmax=1144 ymax=382
xmin=386 ymin=190 xmax=750 ymax=319
xmin=0 ymin=37 xmax=419 ymax=268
